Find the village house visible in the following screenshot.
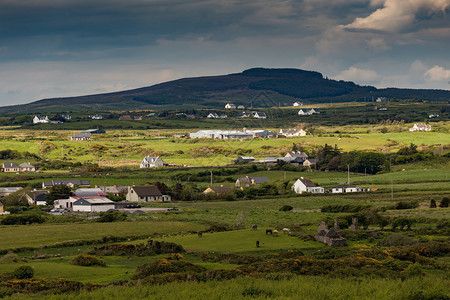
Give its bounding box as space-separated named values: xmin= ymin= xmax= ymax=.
xmin=42 ymin=180 xmax=90 ymax=189
xmin=61 ymin=114 xmax=71 ymax=120
xmin=429 ymin=113 xmax=439 ymax=118
xmin=298 ymin=109 xmax=311 ymax=116
xmin=309 ymin=108 xmax=320 ymax=114
xmin=99 ymin=185 xmax=128 ymax=197
xmin=126 ymin=185 xmax=170 ymax=202
xmin=1 ymin=163 xmax=20 ymax=172
xmin=314 ymin=220 xmax=347 ymax=246
xmin=72 ymin=197 xmax=115 ymax=212
xmin=235 ymin=176 xmax=270 ymax=188
xmin=279 ymin=129 xmax=306 ymax=137
xmin=285 ymin=151 xmax=308 ymax=160
xmin=203 ymin=185 xmax=233 ymax=195
xmin=71 ymin=132 xmax=91 ymax=141
xmin=239 ymin=111 xmax=252 ymax=118
xmin=0 ymin=187 xmax=23 ymax=198
xmin=19 ymin=163 xmax=36 ymax=172
xmin=53 ymin=198 xmax=73 ymax=210
xmin=292 ymin=177 xmax=324 ymax=194
xmin=236 ymin=156 xmax=255 ymax=163
xmin=225 ymin=103 xmax=236 ymax=109
xmin=303 ymin=158 xmax=319 ymax=167
xmin=292 ymin=101 xmax=303 ymax=106
xmin=140 ymin=156 xmax=164 ymax=168
xmin=26 ymin=190 xmax=49 ymax=206
xmin=252 ymin=112 xmax=267 ymax=119
xmin=410 ymin=123 xmax=431 ymax=132
xmin=237 ymin=105 xmax=245 ymax=110
xmin=33 ymin=116 xmax=49 ymax=124
xmin=91 ymin=114 xmax=103 ymax=120
xmin=207 ymin=113 xmax=219 ymax=119
xmin=332 ymin=186 xmax=369 ymax=193
xmin=119 ymin=115 xmax=133 ymax=121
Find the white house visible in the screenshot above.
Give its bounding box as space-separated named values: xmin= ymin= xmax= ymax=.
xmin=293 ymin=102 xmax=303 ymax=106
xmin=309 ymin=108 xmax=320 ymax=114
xmin=253 ymin=112 xmax=267 ymax=119
xmin=280 ymin=129 xmax=306 ymax=137
xmin=285 ymin=151 xmax=308 ymax=159
xmin=332 ymin=186 xmax=370 ymax=193
xmin=409 ymin=123 xmax=431 ymax=132
xmin=292 ymin=177 xmax=324 ymax=194
xmin=126 ymin=185 xmax=170 ymax=202
xmin=429 ymin=114 xmax=439 ymax=118
xmin=91 ymin=114 xmax=103 ymax=120
xmin=207 ymin=113 xmax=219 ymax=119
xmin=72 ymin=197 xmax=115 ymax=212
xmin=225 ymin=103 xmax=236 ymax=109
xmin=237 ymin=105 xmax=245 ymax=110
xmin=33 ymin=116 xmax=49 ymax=124
xmin=298 ymin=109 xmax=312 ymax=116
xmin=140 ymin=156 xmax=164 ymax=168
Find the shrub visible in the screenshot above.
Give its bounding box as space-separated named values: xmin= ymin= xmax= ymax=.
xmin=70 ymin=254 xmax=106 ymax=267
xmin=392 ymin=218 xmax=416 ymax=230
xmin=395 ymin=201 xmax=419 ymax=210
xmin=1 ymin=214 xmax=45 ymax=225
xmin=97 ymin=211 xmax=127 ymax=223
xmin=134 ymin=259 xmax=206 ymax=279
xmin=0 ymin=252 xmax=21 ymax=263
xmin=321 ymin=204 xmax=370 ymax=213
xmin=377 ymin=234 xmax=418 ymax=246
xmin=90 ymin=240 xmax=184 ymax=256
xmin=279 ymin=205 xmax=293 ymax=211
xmin=429 ymin=199 xmax=437 ymax=208
xmin=439 ymin=197 xmax=449 ymax=208
xmin=12 ymin=266 xmax=34 ymax=279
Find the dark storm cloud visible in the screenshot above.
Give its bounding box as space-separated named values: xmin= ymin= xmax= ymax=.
xmin=0 ymin=0 xmax=449 ymax=105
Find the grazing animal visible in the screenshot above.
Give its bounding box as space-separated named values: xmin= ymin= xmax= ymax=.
xmin=256 ymin=240 xmax=260 ymax=248
xmin=273 ymin=230 xmax=279 ymax=236
xmin=265 ymin=229 xmax=273 ymax=235
xmin=198 ymin=232 xmax=203 ymax=237
xmin=252 ymin=224 xmax=258 ymax=230
xmin=283 ymin=228 xmax=291 ymax=234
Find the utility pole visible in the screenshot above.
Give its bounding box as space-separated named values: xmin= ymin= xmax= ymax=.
xmin=347 ymin=164 xmax=350 ymax=185
xmin=210 ymin=171 xmax=213 ymax=186
xmin=391 ymin=179 xmax=394 ymax=201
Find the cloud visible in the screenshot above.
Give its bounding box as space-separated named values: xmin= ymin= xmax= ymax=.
xmin=342 ymin=0 xmax=450 ymax=32
xmin=336 ymin=67 xmax=380 ymax=83
xmin=425 ymin=65 xmax=450 ymax=81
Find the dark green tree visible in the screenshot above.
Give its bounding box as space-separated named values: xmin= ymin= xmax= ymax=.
xmin=46 ymin=184 xmax=72 ymax=205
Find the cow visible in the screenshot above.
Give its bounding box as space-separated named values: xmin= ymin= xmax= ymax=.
xmin=198 ymin=232 xmax=203 ymax=237
xmin=265 ymin=229 xmax=272 ymax=235
xmin=273 ymin=230 xmax=279 ymax=236
xmin=252 ymin=224 xmax=258 ymax=230
xmin=283 ymin=228 xmax=291 ymax=234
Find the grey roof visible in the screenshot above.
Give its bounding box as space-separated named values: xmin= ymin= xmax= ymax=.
xmin=74 ymin=188 xmax=108 ymax=197
xmin=298 ymin=178 xmax=316 ymax=187
xmin=43 ymin=180 xmax=90 ymax=187
xmin=73 ymin=197 xmax=114 ymax=205
xmin=3 ymin=162 xmax=19 ymax=168
xmin=83 ymin=129 xmax=106 ymax=134
xmin=131 ymin=186 xmax=162 ymax=197
xmin=19 ymin=163 xmax=35 ymax=168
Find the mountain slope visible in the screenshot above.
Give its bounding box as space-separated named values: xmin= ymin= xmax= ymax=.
xmin=1 ymin=68 xmax=449 ymax=113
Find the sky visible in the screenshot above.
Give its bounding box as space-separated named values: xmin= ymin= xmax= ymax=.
xmin=0 ymin=0 xmax=449 ymax=106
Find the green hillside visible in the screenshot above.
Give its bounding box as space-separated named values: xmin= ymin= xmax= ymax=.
xmin=1 ymin=68 xmax=450 ymax=113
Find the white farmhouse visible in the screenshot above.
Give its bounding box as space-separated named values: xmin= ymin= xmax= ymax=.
xmin=140 ymin=156 xmax=164 ymax=168
xmin=33 ymin=116 xmax=49 ymax=124
xmin=292 ymin=177 xmax=324 ymax=194
xmin=298 ymin=109 xmax=311 ymax=116
xmin=293 ymin=102 xmax=303 ymax=106
xmin=253 ymin=112 xmax=267 ymax=119
xmin=409 ymin=123 xmax=431 ymax=132
xmin=280 ymin=129 xmax=306 ymax=137
xmin=207 ymin=113 xmax=219 ymax=119
xmin=225 ymin=103 xmax=236 ymax=109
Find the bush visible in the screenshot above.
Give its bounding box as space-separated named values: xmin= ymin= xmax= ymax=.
xmin=377 ymin=234 xmax=418 ymax=246
xmin=90 ymin=240 xmax=184 ymax=256
xmin=395 ymin=201 xmax=419 ymax=210
xmin=392 ymin=218 xmax=416 ymax=230
xmin=12 ymin=266 xmax=34 ymax=279
xmin=429 ymin=199 xmax=437 ymax=208
xmin=134 ymin=259 xmax=206 ymax=278
xmin=439 ymin=197 xmax=449 ymax=208
xmin=70 ymin=254 xmax=106 ymax=267
xmin=0 ymin=252 xmax=21 ymax=263
xmin=321 ymin=204 xmax=370 ymax=213
xmin=279 ymin=205 xmax=293 ymax=211
xmin=97 ymin=211 xmax=127 ymax=223
xmin=1 ymin=214 xmax=45 ymax=225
